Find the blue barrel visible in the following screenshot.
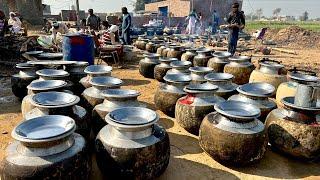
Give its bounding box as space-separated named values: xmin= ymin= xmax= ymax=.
xmin=147 ymin=28 xmax=155 ymax=36
xmin=63 ymin=34 xmax=95 ymax=65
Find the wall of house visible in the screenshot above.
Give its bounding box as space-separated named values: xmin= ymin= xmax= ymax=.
xmin=145 ymin=0 xmax=191 ymax=17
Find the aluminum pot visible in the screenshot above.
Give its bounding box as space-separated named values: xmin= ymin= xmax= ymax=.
xmin=156 ymin=45 xmax=166 ymax=56
xmin=11 ymin=63 xmax=38 ymax=100
xmin=161 ymin=45 xmax=172 ymax=57
xmin=92 ymin=89 xmax=145 ymax=136
xmin=229 ymin=82 xmax=277 ymax=122
xmin=154 ymin=73 xmax=191 ymax=117
xmin=80 ymin=65 xmax=112 ymax=89
xmin=193 ymin=48 xmax=213 ymax=67
xmin=224 ymin=56 xmax=255 ymax=85
xmin=276 ymin=68 xmax=318 ymax=107
xmin=190 ymin=67 xmax=213 ymax=84
xmin=95 ymin=107 xmax=170 ymax=179
xmin=167 ymin=45 xmax=183 ymax=59
xmin=166 ymin=60 xmax=192 ymax=75
xmin=82 ymin=76 xmax=123 ymax=111
xmin=249 ymin=59 xmax=287 ymax=90
xmin=208 ymin=51 xmax=231 ymax=72
xmin=136 ymin=38 xmax=149 ymax=50
xmin=64 ymin=61 xmax=89 ymax=96
xmin=181 ymin=48 xmax=197 ymax=65
xmin=265 ymin=96 xmax=320 ymax=160
xmin=175 ymin=83 xmax=225 ymax=135
xmin=0 ymin=115 xmax=91 ymax=179
xmin=154 ymin=57 xmax=178 ymax=82
xmin=199 ymin=101 xmax=267 ymax=166
xmin=205 ymin=73 xmax=238 ymax=99
xmin=146 ymin=41 xmax=156 ymax=53
xmin=139 ymin=53 xmax=160 ymax=78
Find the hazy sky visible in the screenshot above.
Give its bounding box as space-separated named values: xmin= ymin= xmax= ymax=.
xmin=44 ymin=0 xmax=320 ymax=18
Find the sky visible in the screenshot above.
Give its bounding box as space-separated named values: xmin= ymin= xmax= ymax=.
xmin=44 ymin=0 xmax=320 ymax=18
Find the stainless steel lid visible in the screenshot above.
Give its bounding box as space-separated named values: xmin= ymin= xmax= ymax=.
xmin=163 ymin=73 xmax=192 ymax=83
xmin=37 ymin=52 xmax=63 ymax=59
xmin=102 ymin=89 xmax=140 ymax=99
xmin=212 ymin=51 xmax=232 ymax=58
xmin=12 ymin=115 xmax=75 ymax=143
xmin=184 ymin=83 xmax=218 ymax=93
xmin=28 ymin=60 xmax=75 ymax=66
xmin=84 ymin=65 xmax=112 ymax=74
xmin=205 ymin=73 xmax=234 ymax=82
xmin=215 ymin=100 xmax=261 ymax=119
xmin=31 ymin=91 xmax=80 ymax=107
xmin=189 ymin=67 xmax=213 ymax=73
xmin=25 ymin=50 xmax=43 ymax=55
xmin=90 ymin=76 xmax=123 ymax=87
xmin=281 ymin=96 xmax=320 ymax=111
xmin=16 ymin=63 xmax=35 ymax=69
xmin=170 ymin=61 xmax=192 ymax=68
xmin=288 ymin=73 xmax=318 ymax=83
xmin=27 ymin=80 xmax=67 ymax=91
xmin=159 ymin=57 xmax=178 ymax=63
xmin=143 ymin=53 xmax=160 ymax=58
xmin=237 ymin=82 xmax=275 ymax=97
xmin=36 ymin=69 xmax=69 ymax=77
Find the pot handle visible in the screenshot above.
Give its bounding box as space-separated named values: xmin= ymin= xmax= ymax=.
xmin=288 ymin=67 xmax=317 ymax=76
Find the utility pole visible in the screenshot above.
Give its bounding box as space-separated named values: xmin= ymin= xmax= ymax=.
xmin=75 ymin=0 xmax=80 ymax=26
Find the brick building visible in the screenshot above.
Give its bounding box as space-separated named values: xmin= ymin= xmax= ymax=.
xmin=145 ymin=0 xmax=243 ymax=24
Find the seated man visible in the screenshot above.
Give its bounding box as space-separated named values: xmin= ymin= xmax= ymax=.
xmin=51 ymin=21 xmax=69 ymax=44
xmin=8 ymin=12 xmax=21 ymax=33
xmin=99 ymin=21 xmax=120 ymax=45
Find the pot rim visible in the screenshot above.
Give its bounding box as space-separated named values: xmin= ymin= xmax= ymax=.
xmin=89 ymin=76 xmax=123 ymax=87
xmin=281 ymin=96 xmax=320 ymax=111
xmin=27 ymin=80 xmax=67 ymax=91
xmin=65 ymin=61 xmax=89 ymax=66
xmin=163 ymin=73 xmax=192 ymax=83
xmin=170 ymin=60 xmax=192 ymax=68
xmin=16 ymin=63 xmax=36 ymax=69
xmin=159 ymin=57 xmax=178 ymax=63
xmin=184 ymin=83 xmax=218 ymax=93
xmin=101 ymin=89 xmax=140 ymax=99
xmin=212 ymin=51 xmax=232 ymax=58
xmin=288 ymin=73 xmax=318 ymax=83
xmin=229 ymin=55 xmax=251 ymax=62
xmin=29 ymin=60 xmax=75 ymax=66
xmin=84 ymin=65 xmax=112 ymax=74
xmin=259 ymin=59 xmax=284 ymax=69
xmin=205 ymin=73 xmax=234 ymax=82
xmin=214 ymin=100 xmax=261 ymax=120
xmin=36 ymin=69 xmax=69 ymax=77
xmin=189 ymin=66 xmax=213 ymax=73
xmin=31 ymin=91 xmax=80 ymax=108
xmin=37 ymin=52 xmax=63 ymax=59
xmin=25 ymin=50 xmax=44 ymax=55
xmin=143 ymin=53 xmax=160 ymax=58
xmin=237 ymin=82 xmax=275 ymax=98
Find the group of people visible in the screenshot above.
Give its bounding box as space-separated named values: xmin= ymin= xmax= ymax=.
xmin=0 ymin=10 xmax=23 ymax=37
xmin=185 ymin=9 xmax=220 ymax=35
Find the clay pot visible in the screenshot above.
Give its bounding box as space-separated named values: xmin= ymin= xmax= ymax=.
xmin=265 ymin=96 xmax=320 ymax=160
xmin=92 ymin=89 xmax=145 ymax=136
xmin=154 ymin=57 xmax=178 ymax=82
xmin=156 ymin=45 xmax=166 ymax=56
xmin=80 ymin=65 xmax=113 ymax=89
xmin=193 ymin=49 xmax=213 ymax=67
xmin=208 ymin=51 xmax=231 ymax=72
xmin=276 ymin=69 xmax=318 ymax=107
xmin=21 ymin=80 xmax=69 ymax=119
xmin=199 ymin=101 xmax=267 ymax=166
xmin=249 ymin=59 xmax=287 ymax=90
xmin=0 ymin=115 xmax=91 ymax=179
xmin=161 ymin=46 xmax=171 ymax=58
xmin=64 ymin=61 xmax=89 ymax=96
xmin=166 ymin=61 xmax=192 ymax=75
xmin=24 ymin=92 xmax=91 ymax=140
xmin=228 ymin=82 xmax=277 ymax=122
xmin=176 ymin=83 xmax=225 ymax=135
xmin=95 ymin=107 xmax=170 ymax=179
xmin=224 ymin=56 xmax=255 ymax=85
xmin=136 ymin=38 xmax=149 ymax=50
xmin=146 ymin=41 xmax=156 ymax=53
xmin=167 ymin=45 xmax=183 ymax=59
xmin=190 ymin=67 xmax=213 ymax=84
xmin=154 ymin=74 xmax=191 ymax=117
xmin=11 ymin=63 xmax=38 ymax=100
xmin=205 ymin=73 xmax=238 ymax=99
xmin=139 ymin=53 xmax=160 ymax=78
xmin=82 ymin=76 xmax=123 ymax=111
xmin=181 ymin=48 xmax=197 ymax=65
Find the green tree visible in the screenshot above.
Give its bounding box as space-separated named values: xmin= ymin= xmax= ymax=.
xmin=134 ymin=0 xmax=153 ymax=12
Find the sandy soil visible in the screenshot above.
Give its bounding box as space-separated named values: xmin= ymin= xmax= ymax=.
xmin=0 ymin=48 xmax=320 ymax=179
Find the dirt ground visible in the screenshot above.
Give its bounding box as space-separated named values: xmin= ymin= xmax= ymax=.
xmin=0 ymin=46 xmax=320 ymax=179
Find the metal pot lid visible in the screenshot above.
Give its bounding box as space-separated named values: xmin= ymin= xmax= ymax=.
xmin=159 ymin=57 xmax=178 ymax=63
xmin=288 ymin=73 xmax=318 ymax=83
xmin=229 ymin=56 xmax=251 ymax=61
xmin=281 ymin=96 xmax=320 ymax=111
xmin=106 ymin=107 xmax=159 ymax=126
xmin=31 ymin=91 xmax=80 ymax=107
xmin=170 ymin=60 xmax=192 ymax=68
xmin=237 ymin=82 xmax=275 ymax=97
xmin=184 ymin=83 xmax=218 ymax=93
xmin=37 ymin=52 xmax=63 ymax=59
xmin=143 ymin=53 xmax=160 ymax=58
xmin=16 ymin=63 xmax=35 ymax=69
xmin=196 ymin=48 xmax=212 ymax=53
xmin=25 ymin=50 xmax=44 ymax=55
xmin=189 ymin=67 xmax=213 ymax=73
xmin=259 ymin=59 xmax=284 ymax=69
xmin=29 ymin=60 xmax=75 ymax=66
xmin=12 ymin=115 xmax=75 ymax=142
xmin=84 ymin=65 xmax=112 ymax=74
xmin=36 ymin=69 xmax=69 ymax=77
xmin=214 ymin=100 xmax=261 ymax=119
xmin=205 ymin=73 xmax=234 ymax=82
xmin=90 ymin=76 xmax=123 ymax=87
xmin=288 ymin=68 xmax=316 ymax=76
xmin=163 ymin=73 xmax=192 ymax=83
xmin=27 ymin=80 xmax=67 ymax=91
xmin=212 ymin=51 xmax=232 ymax=58
xmin=65 ymin=61 xmax=89 ymax=66
xmin=102 ymin=89 xmax=140 ymax=99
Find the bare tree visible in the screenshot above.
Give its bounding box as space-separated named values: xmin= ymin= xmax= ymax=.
xmin=256 ymin=8 xmax=263 ymax=20
xmin=273 ymin=8 xmax=281 ymax=19
xmin=300 ymin=11 xmax=309 ymax=21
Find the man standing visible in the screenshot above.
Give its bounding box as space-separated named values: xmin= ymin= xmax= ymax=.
xmin=226 ymin=3 xmax=245 ymax=55
xmin=121 ymin=7 xmax=131 ymax=45
xmin=212 ymin=10 xmax=219 ymax=34
xmin=186 ymin=9 xmax=198 ymax=35
xmin=86 ymin=9 xmax=100 ymax=30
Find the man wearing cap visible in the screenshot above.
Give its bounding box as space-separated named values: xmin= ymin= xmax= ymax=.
xmin=51 ymin=21 xmax=69 ymax=44
xmin=86 ymin=9 xmax=100 ymax=31
xmin=226 ymin=2 xmax=245 ymax=55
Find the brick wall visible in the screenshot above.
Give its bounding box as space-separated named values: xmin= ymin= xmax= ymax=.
xmin=145 ymin=0 xmax=191 ymax=17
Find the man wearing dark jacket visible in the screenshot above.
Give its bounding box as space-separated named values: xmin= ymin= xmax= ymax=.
xmin=121 ymin=7 xmax=131 ymax=45
xmin=226 ymin=3 xmax=245 ymax=55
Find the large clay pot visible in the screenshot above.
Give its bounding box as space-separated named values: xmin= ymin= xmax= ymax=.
xmin=190 ymin=67 xmax=213 ymax=84
xmin=82 ymin=76 xmax=123 ymax=111
xmin=193 ymin=49 xmax=213 ymax=67
xmin=181 ymin=48 xmax=197 ymax=64
xmin=167 ymin=45 xmax=183 ymax=59
xmin=95 ymin=107 xmax=170 ymax=179
xmin=161 ymin=46 xmax=171 ymax=58
xmin=146 ymin=41 xmax=156 ymax=53
xmin=208 ymin=51 xmax=231 ymax=72
xmin=249 ymin=59 xmax=287 ymax=90
xmin=25 ymin=92 xmax=91 ymax=140
xmin=92 ymin=89 xmax=145 ymax=136
xmin=224 ymin=56 xmax=255 ymax=85
xmin=136 ymin=38 xmax=149 ymax=50
xmin=265 ymin=96 xmax=320 ymax=160
xmin=64 ymin=61 xmax=89 ymax=96
xmin=0 ymin=115 xmax=91 ymax=179
xmin=139 ymin=53 xmax=160 ymax=78
xmin=11 ymin=63 xmax=38 ymax=100
xmin=205 ymin=73 xmax=238 ymax=99
xmin=199 ymin=101 xmax=267 ymax=166
xmin=166 ymin=61 xmax=192 ymax=75
xmin=276 ymin=69 xmax=318 ymax=107
xmin=21 ymin=80 xmax=68 ymax=118
xmin=176 ymin=83 xmax=225 ymax=135
xmin=154 ymin=74 xmax=191 ymax=117
xmin=229 ymin=82 xmax=277 ymax=122
xmin=154 ymin=57 xmax=178 ymax=82
xmin=80 ymin=65 xmax=112 ymax=89
xmin=156 ymin=45 xmax=166 ymax=56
